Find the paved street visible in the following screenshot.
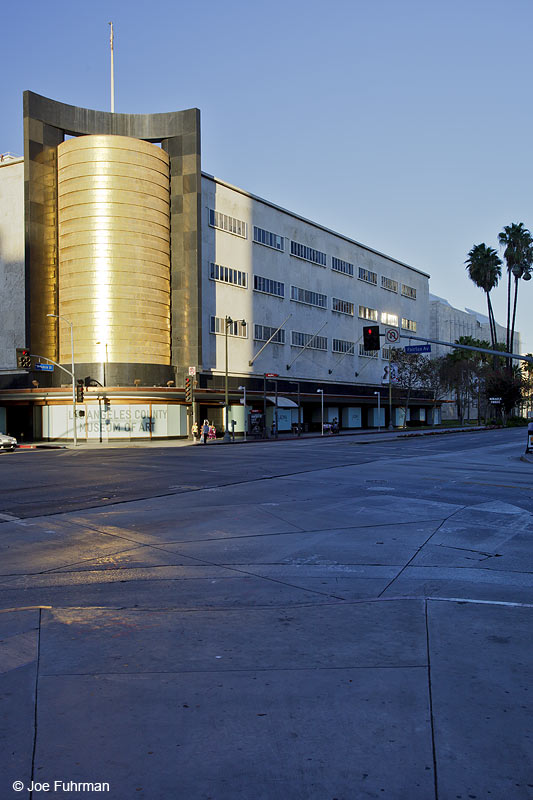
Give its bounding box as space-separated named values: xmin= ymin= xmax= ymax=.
xmin=1 ymin=428 xmax=532 ymax=799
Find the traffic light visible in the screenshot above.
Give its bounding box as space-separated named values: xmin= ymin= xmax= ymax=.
xmin=16 ymin=347 xmax=31 ymax=369
xmin=363 ymin=325 xmax=380 ymax=351
xmin=76 ymin=380 xmax=84 ymax=403
xmin=185 ymin=377 xmax=193 ymax=403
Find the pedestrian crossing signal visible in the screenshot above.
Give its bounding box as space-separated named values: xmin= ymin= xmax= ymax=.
xmin=363 ymin=326 xmax=380 ymax=350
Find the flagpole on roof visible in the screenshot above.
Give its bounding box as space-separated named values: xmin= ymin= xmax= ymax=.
xmin=109 ymin=22 xmax=115 ymax=113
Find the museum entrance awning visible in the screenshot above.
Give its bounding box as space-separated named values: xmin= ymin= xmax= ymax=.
xmin=266 ymin=396 xmax=298 ymax=408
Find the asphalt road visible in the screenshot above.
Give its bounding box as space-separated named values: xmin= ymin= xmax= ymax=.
xmin=0 ymin=426 xmax=530 ymax=518
xmin=1 ymin=427 xmax=532 ymax=799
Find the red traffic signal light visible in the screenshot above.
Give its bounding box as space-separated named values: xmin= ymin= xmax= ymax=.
xmin=363 ymin=326 xmax=380 ymax=351
xmin=16 ymin=347 xmax=32 ymax=369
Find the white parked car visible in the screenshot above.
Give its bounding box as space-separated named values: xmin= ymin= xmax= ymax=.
xmin=0 ymin=432 xmax=17 ymax=451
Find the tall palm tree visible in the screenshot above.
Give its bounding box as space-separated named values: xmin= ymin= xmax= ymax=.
xmin=498 ymin=222 xmax=533 ymax=358
xmin=465 ymin=243 xmax=502 ymax=348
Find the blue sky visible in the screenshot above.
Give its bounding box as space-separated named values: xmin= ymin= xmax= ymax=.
xmin=5 ymin=0 xmax=533 ymax=352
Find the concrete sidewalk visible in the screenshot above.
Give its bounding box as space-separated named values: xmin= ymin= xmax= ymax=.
xmin=1 ymin=429 xmax=532 ymax=798
xmin=2 ymin=597 xmax=532 ymax=799
xmin=20 ymin=423 xmax=492 ymax=450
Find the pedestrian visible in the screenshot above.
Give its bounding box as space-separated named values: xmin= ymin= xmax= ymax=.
xmin=192 ymin=421 xmax=199 ymax=440
xmin=202 ymin=419 xmax=209 ymax=444
xmin=208 ymin=423 xmax=217 ymax=440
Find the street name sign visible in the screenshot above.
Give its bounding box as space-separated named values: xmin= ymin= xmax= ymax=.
xmin=405 ymin=345 xmax=431 ymax=354
xmin=34 ymin=363 xmax=54 ymax=372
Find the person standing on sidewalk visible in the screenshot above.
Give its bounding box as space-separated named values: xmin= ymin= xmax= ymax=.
xmin=202 ymin=420 xmax=209 ymax=444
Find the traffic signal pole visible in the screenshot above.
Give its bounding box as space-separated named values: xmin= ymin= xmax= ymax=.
xmin=28 ymin=352 xmax=77 ymax=447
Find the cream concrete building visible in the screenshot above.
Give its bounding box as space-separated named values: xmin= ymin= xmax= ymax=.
xmin=0 ymin=92 xmax=435 ymax=440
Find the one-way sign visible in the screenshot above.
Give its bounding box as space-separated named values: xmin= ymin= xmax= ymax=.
xmin=405 ymin=344 xmax=431 ymax=354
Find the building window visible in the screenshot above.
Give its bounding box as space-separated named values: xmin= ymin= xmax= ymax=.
xmin=358 ymin=305 xmax=378 ymax=321
xmin=210 ymin=317 xmax=248 ymax=337
xmin=291 ymin=285 xmax=327 ymax=308
xmin=333 ymin=338 xmax=355 ymax=354
xmin=359 ymin=343 xmax=379 ymax=358
xmin=209 ymin=262 xmax=248 ymax=288
xmin=253 ymin=226 xmax=284 ymax=251
xmin=381 ymin=311 xmax=398 ymax=326
xmin=332 ymin=297 xmax=354 ymax=316
xmin=290 ymin=240 xmax=327 ymax=267
xmin=253 ymin=275 xmax=285 ymax=298
xmin=254 ymin=324 xmax=285 ymax=344
xmin=381 ymin=276 xmax=398 ymax=293
xmin=291 ymin=331 xmax=328 ymax=350
xmin=401 ymin=318 xmax=417 ymax=331
xmin=381 ymin=347 xmax=392 ymax=360
xmin=402 ymin=284 xmax=417 ymax=300
xmin=209 ymin=208 xmax=247 ymax=238
xmin=358 ymin=266 xmax=377 ymax=285
xmin=332 ymin=256 xmax=354 ymax=276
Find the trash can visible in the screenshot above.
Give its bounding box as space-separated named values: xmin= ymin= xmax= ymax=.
xmin=526 ymin=422 xmax=533 ymax=454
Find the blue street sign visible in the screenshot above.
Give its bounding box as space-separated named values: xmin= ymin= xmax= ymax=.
xmin=34 ymin=363 xmax=54 ymax=371
xmin=404 ymin=344 xmax=431 ymax=354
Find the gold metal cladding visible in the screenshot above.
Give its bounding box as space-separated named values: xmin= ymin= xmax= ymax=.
xmin=57 ymin=135 xmax=170 ymax=365
xmin=58 ymin=203 xmax=169 ymax=227
xmin=58 ymin=189 xmax=169 ymax=215
xmin=59 ymin=229 xmax=170 ymax=254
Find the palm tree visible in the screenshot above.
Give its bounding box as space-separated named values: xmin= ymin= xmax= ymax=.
xmin=498 ymin=222 xmax=533 ymax=360
xmin=465 ymin=243 xmax=502 ymax=348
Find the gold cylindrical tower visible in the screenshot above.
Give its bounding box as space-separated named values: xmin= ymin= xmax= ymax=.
xmin=57 ymin=134 xmax=170 ymax=365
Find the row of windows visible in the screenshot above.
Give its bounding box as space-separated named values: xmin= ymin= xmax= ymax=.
xmin=209 ymin=209 xmax=247 ymax=238
xmin=209 ymin=210 xmax=418 ymax=298
xmin=253 ymin=275 xmax=285 ymax=297
xmin=358 ymin=306 xmax=416 ymax=330
xmin=291 ymin=331 xmax=328 ymax=350
xmin=332 ymin=256 xmax=354 ymax=276
xmin=210 ymin=317 xmax=248 ymax=337
xmin=290 ymin=285 xmax=328 ymax=308
xmin=402 ymin=284 xmax=417 ymax=300
xmin=209 ymin=262 xmax=248 ymax=287
xmin=290 ymin=240 xmax=328 ymax=267
xmin=209 ymin=268 xmax=415 ymax=326
xmin=254 ymin=324 xmax=286 ymax=344
xmin=253 ymin=226 xmax=284 ymax=251
xmin=211 ymin=320 xmax=401 ymax=359
xmin=209 ymin=210 xmax=420 ymax=304
xmin=332 ymin=297 xmax=354 ymax=316
xmin=381 ymin=276 xmax=398 ymax=293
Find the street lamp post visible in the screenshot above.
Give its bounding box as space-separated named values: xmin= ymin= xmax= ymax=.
xmin=317 ymin=389 xmax=324 ymax=435
xmin=224 ymin=316 xmax=246 ymax=443
xmin=47 ymin=313 xmax=77 ymax=447
xmin=374 ymin=390 xmax=381 ymax=433
xmin=238 ymin=385 xmax=247 ymax=442
xmin=96 ymin=341 xmax=108 ymax=386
